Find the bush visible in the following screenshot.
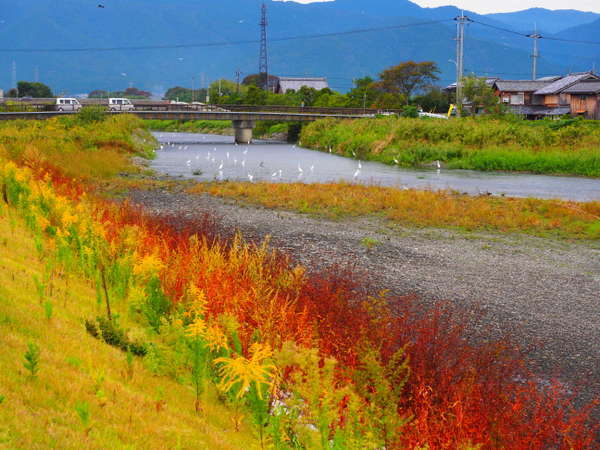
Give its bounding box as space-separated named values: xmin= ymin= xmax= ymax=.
xmin=77 ymin=105 xmax=106 ymax=125
xmin=85 ymin=317 xmax=147 ymax=356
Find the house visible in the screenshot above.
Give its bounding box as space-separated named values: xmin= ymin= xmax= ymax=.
xmin=275 ymin=77 xmax=329 ymax=94
xmin=532 ymin=72 xmax=600 ymax=108
xmin=490 ymin=72 xmax=600 ymax=119
xmin=491 ymin=79 xmax=569 ymax=118
xmin=494 ymin=80 xmax=553 ymax=106
xmin=563 ymin=80 xmax=600 ymax=119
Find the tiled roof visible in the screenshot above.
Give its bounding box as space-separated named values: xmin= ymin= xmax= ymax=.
xmin=277 ymin=77 xmax=329 ymax=92
xmin=536 ymin=76 xmax=561 ymax=82
xmin=534 ymin=72 xmax=600 ymax=95
xmin=494 ymin=80 xmax=552 ymax=92
xmin=563 ymin=81 xmax=600 ymax=94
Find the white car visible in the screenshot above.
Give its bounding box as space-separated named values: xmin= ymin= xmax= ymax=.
xmin=108 ymin=98 xmax=135 ymax=111
xmin=56 ymin=98 xmax=82 ymax=112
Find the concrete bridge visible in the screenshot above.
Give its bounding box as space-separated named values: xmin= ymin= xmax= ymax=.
xmin=0 ymin=110 xmax=372 ymax=143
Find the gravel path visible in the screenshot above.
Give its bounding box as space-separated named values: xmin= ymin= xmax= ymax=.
xmin=127 ymin=187 xmax=600 ymax=405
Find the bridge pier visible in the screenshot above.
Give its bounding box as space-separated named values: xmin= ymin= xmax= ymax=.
xmin=232 ymin=120 xmax=255 ymax=144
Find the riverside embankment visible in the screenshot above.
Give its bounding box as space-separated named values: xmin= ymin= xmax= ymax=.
xmin=299 ymin=116 xmax=600 ymax=177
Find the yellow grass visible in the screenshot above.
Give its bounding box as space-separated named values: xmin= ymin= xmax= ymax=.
xmin=190 ymin=181 xmax=600 ymax=240
xmin=0 ymin=209 xmax=255 ymax=449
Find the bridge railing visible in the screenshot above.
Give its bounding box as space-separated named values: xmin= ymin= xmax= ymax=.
xmin=0 ymin=98 xmax=400 ymax=115
xmin=214 ymin=104 xmax=404 ymax=116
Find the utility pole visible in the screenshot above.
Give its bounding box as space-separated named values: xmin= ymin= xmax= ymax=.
xmin=454 ymin=12 xmax=468 ymax=117
xmin=259 ymin=3 xmax=269 ymax=91
xmin=11 ymin=61 xmax=17 ymax=97
xmin=235 ymin=69 xmax=242 ymax=94
xmin=528 ymin=25 xmax=541 ymax=81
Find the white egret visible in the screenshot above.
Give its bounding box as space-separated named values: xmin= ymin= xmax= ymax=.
xmin=218 ymin=161 xmax=224 ymax=170
xmin=297 ymin=164 xmax=303 ymax=173
xmin=358 ymin=161 xmax=362 ymax=169
xmin=309 ymin=165 xmax=314 ymax=172
xmin=353 ymin=169 xmax=360 ymax=179
xmin=247 ymin=173 xmax=254 ymax=182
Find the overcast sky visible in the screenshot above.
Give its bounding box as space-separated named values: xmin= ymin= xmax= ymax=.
xmin=289 ymin=0 xmax=600 ymax=14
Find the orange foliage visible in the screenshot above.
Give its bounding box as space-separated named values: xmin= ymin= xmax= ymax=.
xmin=4 ymin=157 xmax=597 ymax=447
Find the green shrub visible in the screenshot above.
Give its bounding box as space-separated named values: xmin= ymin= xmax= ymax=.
xmin=77 ymin=105 xmax=106 ymax=125
xmin=23 ymin=342 xmax=40 ymax=378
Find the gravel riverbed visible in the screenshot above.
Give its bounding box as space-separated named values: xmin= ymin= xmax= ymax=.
xmin=127 ymin=186 xmax=600 ymax=406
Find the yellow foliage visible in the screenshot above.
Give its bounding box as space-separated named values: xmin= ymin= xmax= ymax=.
xmin=132 ymin=252 xmax=164 ymax=280
xmin=186 ymin=316 xmax=207 ymax=338
xmin=214 ymin=343 xmax=277 ymax=399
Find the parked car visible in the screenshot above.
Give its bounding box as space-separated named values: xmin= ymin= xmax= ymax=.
xmin=108 ymin=98 xmax=135 ymax=112
xmin=55 ymin=98 xmax=82 ymax=112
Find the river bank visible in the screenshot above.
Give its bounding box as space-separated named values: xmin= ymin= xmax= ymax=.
xmin=145 ymin=119 xmax=290 ymax=141
xmin=127 ymin=184 xmax=600 ymax=408
xmin=300 ymin=116 xmax=600 ymax=177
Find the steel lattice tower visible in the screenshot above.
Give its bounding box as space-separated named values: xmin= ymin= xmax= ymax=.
xmin=259 ymin=3 xmax=269 ymax=91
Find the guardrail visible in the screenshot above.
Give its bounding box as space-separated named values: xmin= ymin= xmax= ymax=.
xmin=0 ymin=99 xmax=402 ymax=115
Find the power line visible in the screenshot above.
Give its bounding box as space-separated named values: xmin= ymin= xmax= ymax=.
xmin=541 ymin=35 xmax=600 ymax=46
xmin=0 ymin=19 xmax=452 ymax=53
xmin=470 ymin=19 xmax=600 ymax=46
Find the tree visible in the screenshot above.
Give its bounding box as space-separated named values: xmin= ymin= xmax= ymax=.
xmin=346 ymin=77 xmax=379 ymax=108
xmin=163 ymin=86 xmax=207 ymax=103
xmin=243 ymin=85 xmax=268 ymax=105
xmin=412 ymin=87 xmax=452 ymax=113
xmin=123 ymin=87 xmax=151 ymax=98
xmin=379 ymin=61 xmax=440 ymax=100
xmin=372 ymin=92 xmax=405 ymax=110
xmin=242 ymin=73 xmax=279 ymax=91
xmin=208 ymin=79 xmax=246 ymax=103
xmin=462 ymin=76 xmax=501 ymax=115
xmin=11 ymin=81 xmax=53 ymax=98
xmin=88 ymin=90 xmax=109 ymax=98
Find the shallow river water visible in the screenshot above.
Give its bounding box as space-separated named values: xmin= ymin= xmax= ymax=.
xmin=151 ymin=132 xmax=600 ymax=201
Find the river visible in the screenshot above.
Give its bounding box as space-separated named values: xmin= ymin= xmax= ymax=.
xmin=151 ymin=132 xmax=600 ymax=202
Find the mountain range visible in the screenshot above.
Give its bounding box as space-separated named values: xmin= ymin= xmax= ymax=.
xmin=0 ymin=0 xmax=598 ymax=95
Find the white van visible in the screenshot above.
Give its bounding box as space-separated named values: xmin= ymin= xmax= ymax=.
xmin=108 ymin=98 xmax=135 ymax=112
xmin=56 ymin=98 xmax=82 ymax=112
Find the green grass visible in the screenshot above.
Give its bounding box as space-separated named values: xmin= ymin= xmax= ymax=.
xmin=145 ymin=119 xmax=291 ymax=139
xmin=0 ymin=211 xmax=255 ymax=448
xmin=300 ymin=117 xmax=600 ymax=177
xmin=144 ymin=119 xmax=233 ymax=134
